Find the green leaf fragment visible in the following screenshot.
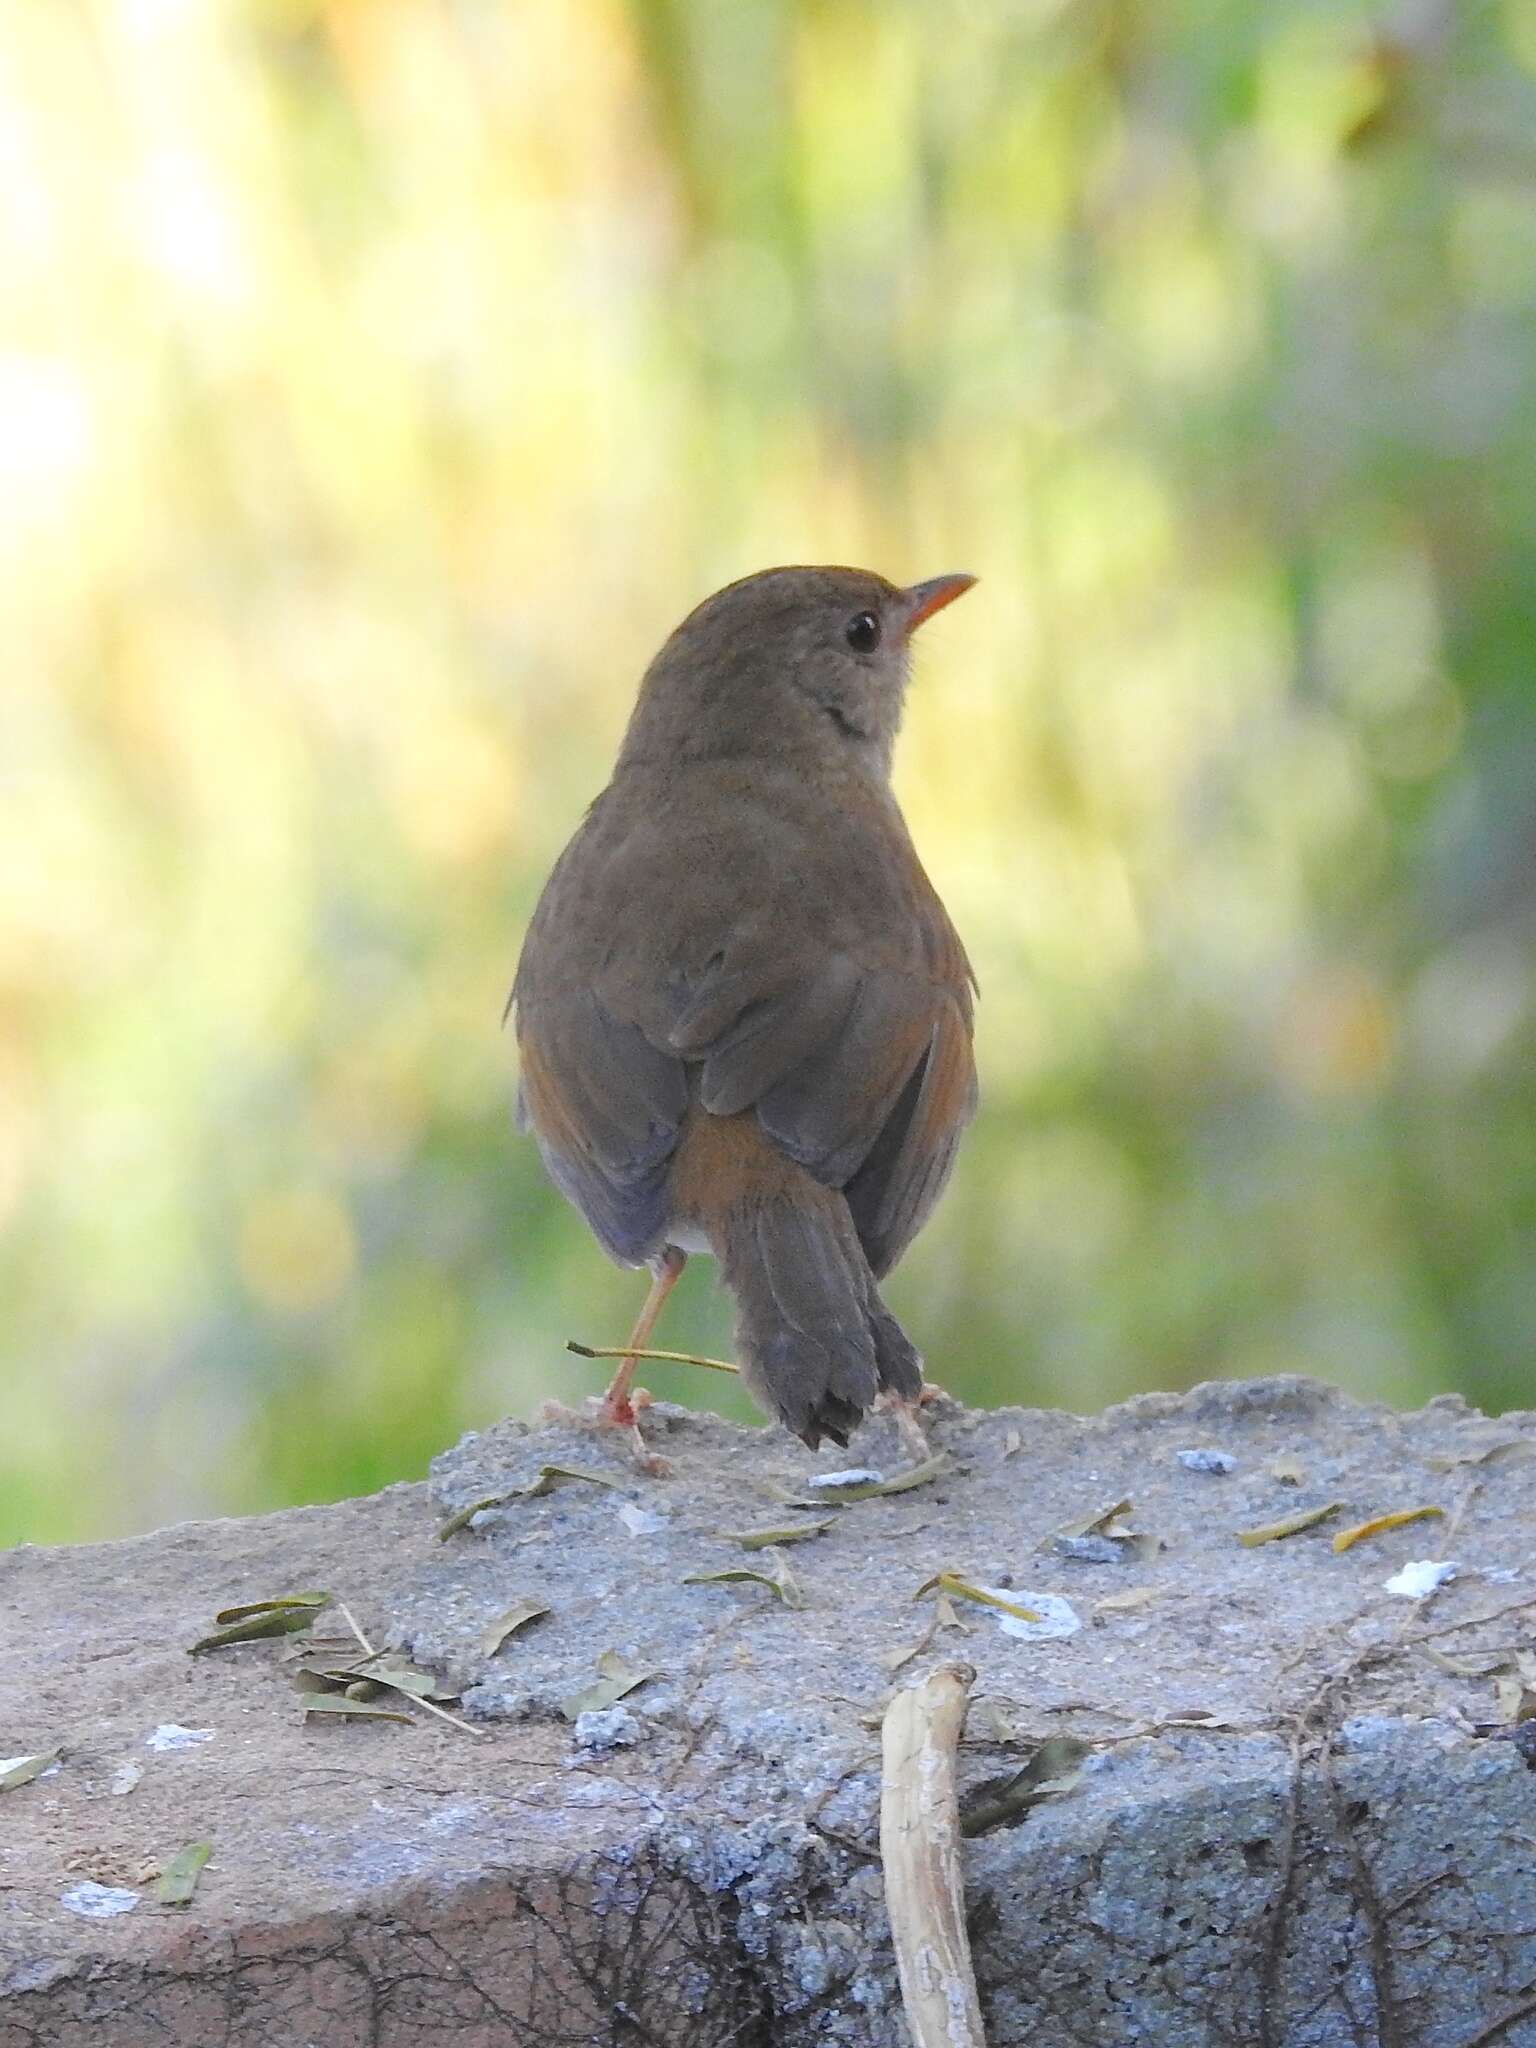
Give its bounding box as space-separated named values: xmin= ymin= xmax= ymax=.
xmin=716 ymin=1519 xmax=835 ymax=1550
xmin=561 ymin=1651 xmax=656 ymax=1721
xmin=786 ymin=1455 xmax=950 ymax=1508
xmin=914 ymin=1572 xmax=1042 ymax=1624
xmin=1425 ymin=1439 xmax=1534 ymax=1473
xmin=1046 ymin=1497 xmax=1157 ymax=1561
xmin=961 ymin=1736 xmax=1089 ymax=1838
xmin=1054 ymin=1498 xmax=1134 ymax=1540
xmin=212 ymin=1593 xmax=330 ymax=1625
xmin=294 ymin=1653 xmax=454 ymax=1703
xmin=1237 ymin=1502 xmax=1344 ymax=1547
xmin=437 ymin=1493 xmax=513 ymax=1540
xmin=439 ymin=1464 xmax=625 ymax=1539
xmin=480 ymin=1598 xmax=552 ymax=1657
xmin=0 ymin=1747 xmax=61 ymax=1792
xmin=524 ymin=1463 xmax=624 ymax=1496
xmin=191 ymin=1608 xmax=321 ymax=1653
xmin=302 ymin=1695 xmax=414 ymax=1724
xmin=360 ymin=1658 xmax=450 ymax=1700
xmin=154 ymin=1842 xmax=212 ymax=1908
xmin=684 ymin=1550 xmax=806 ymax=1608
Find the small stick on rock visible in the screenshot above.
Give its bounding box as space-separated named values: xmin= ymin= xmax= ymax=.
xmin=566 ymin=1341 xmax=739 ymax=1374
xmin=880 ymin=1660 xmax=987 ymax=2048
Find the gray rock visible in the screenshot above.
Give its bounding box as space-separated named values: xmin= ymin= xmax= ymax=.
xmin=1176 ymin=1446 xmax=1238 ymax=1474
xmin=2 ymin=1378 xmax=1535 ymax=2045
xmin=572 ymin=1706 xmax=643 ymax=1753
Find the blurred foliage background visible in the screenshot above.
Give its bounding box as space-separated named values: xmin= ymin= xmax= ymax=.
xmin=4 ymin=0 xmax=1535 ymax=1548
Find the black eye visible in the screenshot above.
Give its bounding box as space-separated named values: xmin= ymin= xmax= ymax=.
xmin=845 ymin=610 xmax=881 ymax=653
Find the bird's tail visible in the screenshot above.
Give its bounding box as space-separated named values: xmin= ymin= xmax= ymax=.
xmin=714 ymin=1179 xmax=922 ymax=1450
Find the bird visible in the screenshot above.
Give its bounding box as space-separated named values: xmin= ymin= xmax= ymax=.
xmin=509 ymin=564 xmax=977 ymax=1462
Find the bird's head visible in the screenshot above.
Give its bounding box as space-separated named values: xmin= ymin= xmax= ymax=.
xmin=619 ymin=564 xmax=974 ymax=778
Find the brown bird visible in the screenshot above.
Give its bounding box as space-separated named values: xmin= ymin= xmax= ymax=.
xmin=510 ymin=564 xmax=977 ymax=1460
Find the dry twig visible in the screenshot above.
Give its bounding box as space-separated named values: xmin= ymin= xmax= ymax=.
xmin=880 ymin=1661 xmax=987 ymax=2047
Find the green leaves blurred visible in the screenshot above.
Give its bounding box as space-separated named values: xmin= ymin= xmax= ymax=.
xmin=2 ymin=0 xmax=1534 ymax=1545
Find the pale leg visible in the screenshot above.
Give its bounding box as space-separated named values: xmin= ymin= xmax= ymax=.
xmin=597 ymin=1245 xmax=688 ymax=1430
xmin=877 ymin=1381 xmax=947 ymax=1463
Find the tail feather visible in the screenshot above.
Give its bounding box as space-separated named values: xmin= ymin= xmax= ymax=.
xmin=719 ymin=1184 xmax=921 ymax=1450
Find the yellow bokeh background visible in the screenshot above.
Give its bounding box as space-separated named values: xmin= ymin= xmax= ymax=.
xmin=4 ymin=0 xmax=1534 ymax=1543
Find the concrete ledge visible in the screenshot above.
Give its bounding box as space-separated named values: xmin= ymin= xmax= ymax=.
xmin=4 ymin=1379 xmax=1536 ymax=2046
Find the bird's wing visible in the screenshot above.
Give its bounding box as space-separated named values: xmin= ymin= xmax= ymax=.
xmin=838 ymin=979 xmax=977 ymax=1277
xmin=511 ymin=809 xmax=691 ymax=1265
xmin=514 ymin=986 xmax=688 ymax=1265
xmin=512 ymin=778 xmax=975 ymax=1277
xmin=666 ymin=884 xmax=977 ymax=1279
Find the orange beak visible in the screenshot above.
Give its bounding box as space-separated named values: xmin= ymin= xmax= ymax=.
xmin=902 ymin=574 xmax=977 ymax=636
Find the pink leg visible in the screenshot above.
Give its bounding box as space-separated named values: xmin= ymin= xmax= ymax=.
xmin=597 ymin=1246 xmax=688 ymax=1433
xmin=877 ymin=1381 xmax=948 ymax=1463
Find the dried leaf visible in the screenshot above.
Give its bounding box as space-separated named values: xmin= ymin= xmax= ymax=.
xmin=0 ymin=1747 xmax=61 ymax=1793
xmin=1490 ymin=1652 xmax=1536 ymax=1727
xmin=1046 ymin=1497 xmax=1157 ymax=1563
xmin=212 ymin=1593 xmax=329 ymax=1626
xmin=965 ymin=1697 xmax=1021 ymax=1745
xmin=879 ymin=1633 xmax=930 ymax=1676
xmin=915 ymin=1573 xmax=1041 ymax=1624
xmin=480 ymin=1598 xmax=552 ymax=1657
xmin=353 ymin=1657 xmax=451 ymax=1701
xmin=617 ymin=1501 xmax=668 ymax=1535
xmin=961 ymin=1735 xmax=1088 ymax=1838
xmin=685 ymin=1551 xmax=805 ymax=1609
xmin=717 ymin=1519 xmax=835 ymax=1550
xmin=523 ymin=1463 xmax=625 ymax=1497
xmin=437 ymin=1493 xmax=511 ymax=1540
xmin=1237 ymin=1502 xmax=1344 ymax=1548
xmin=290 ymin=1668 xmax=339 ymax=1695
xmin=191 ymin=1609 xmax=321 ymax=1654
xmin=786 ymin=1456 xmax=951 ymax=1507
xmin=302 ymin=1695 xmax=414 ymax=1724
xmin=561 ymin=1651 xmax=656 ymax=1721
xmin=1053 ymin=1497 xmax=1134 ymax=1541
xmin=294 ymin=1648 xmax=476 ymax=1734
xmin=1094 ymin=1586 xmax=1161 ymax=1616
xmin=1493 ymin=1674 xmax=1536 ymax=1725
xmin=1332 ymin=1506 xmax=1445 ymax=1553
xmin=438 ymin=1463 xmax=624 ymax=1540
xmin=153 ymin=1842 xmax=211 ymax=1908
xmin=1425 ymin=1439 xmax=1534 ymax=1473
xmin=879 ymin=1593 xmax=971 ymax=1675
xmin=1268 ymin=1456 xmax=1308 ymax=1487
xmin=1424 ymin=1646 xmax=1512 ymax=1680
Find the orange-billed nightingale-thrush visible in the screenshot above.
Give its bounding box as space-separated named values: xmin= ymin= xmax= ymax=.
xmin=509 ymin=564 xmax=977 ymax=1459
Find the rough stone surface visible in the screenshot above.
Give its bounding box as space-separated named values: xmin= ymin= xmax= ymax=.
xmin=4 ymin=1378 xmax=1536 ymax=2046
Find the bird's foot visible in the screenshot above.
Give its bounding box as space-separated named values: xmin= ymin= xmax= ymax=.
xmin=879 ymin=1385 xmax=942 ymax=1464
xmin=537 ymin=1386 xmax=671 ymax=1477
